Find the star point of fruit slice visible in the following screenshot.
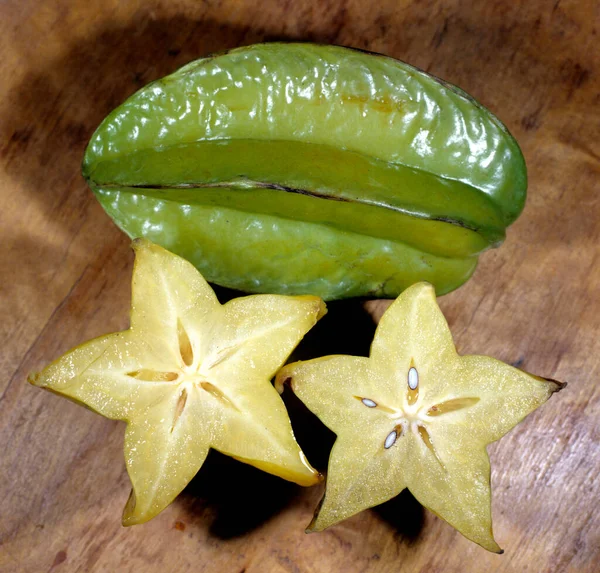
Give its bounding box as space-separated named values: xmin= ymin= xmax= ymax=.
xmin=275 ymin=282 xmax=564 ymax=552
xmin=29 ymin=239 xmax=325 ymax=525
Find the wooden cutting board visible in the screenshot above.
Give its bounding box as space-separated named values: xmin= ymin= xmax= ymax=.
xmin=1 ymin=1 xmax=598 ymax=571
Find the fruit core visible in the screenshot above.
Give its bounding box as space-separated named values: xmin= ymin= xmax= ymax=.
xmin=355 ymin=364 xmax=480 ymax=461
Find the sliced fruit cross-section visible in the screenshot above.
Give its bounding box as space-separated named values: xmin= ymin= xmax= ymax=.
xmin=29 ymin=239 xmax=325 ymax=524
xmin=276 ymin=282 xmax=564 ymax=552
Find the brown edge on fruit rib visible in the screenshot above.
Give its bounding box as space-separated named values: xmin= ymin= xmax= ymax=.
xmin=544 ymin=377 xmax=567 ymax=393
xmin=275 ymin=374 xmax=293 ymax=395
xmin=527 ymin=373 xmax=567 ymax=394
xmin=100 ymin=180 xmax=349 ymax=201
xmin=305 ymin=493 xmax=326 ymax=533
xmin=96 ymin=180 xmax=484 ymax=235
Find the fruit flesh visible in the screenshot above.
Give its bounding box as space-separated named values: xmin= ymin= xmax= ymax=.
xmin=83 ymin=43 xmax=526 ymax=300
xmin=29 ymin=239 xmax=324 ymax=524
xmin=276 ymin=282 xmax=564 ymax=552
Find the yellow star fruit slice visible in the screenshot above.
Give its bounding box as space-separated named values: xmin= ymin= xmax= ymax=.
xmin=29 ymin=239 xmax=325 ymax=525
xmin=275 ymin=282 xmax=564 ymax=552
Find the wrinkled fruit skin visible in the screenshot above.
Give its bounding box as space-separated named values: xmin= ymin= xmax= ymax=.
xmin=83 ymin=43 xmax=527 ymax=300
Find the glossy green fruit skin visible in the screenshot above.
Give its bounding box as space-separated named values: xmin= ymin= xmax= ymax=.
xmin=96 ymin=187 xmax=478 ymax=299
xmin=83 ymin=43 xmax=526 ymax=300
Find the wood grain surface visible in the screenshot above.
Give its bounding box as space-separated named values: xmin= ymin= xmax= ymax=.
xmin=1 ymin=1 xmax=599 ymax=571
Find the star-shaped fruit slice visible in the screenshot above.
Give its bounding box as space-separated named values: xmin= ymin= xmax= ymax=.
xmin=29 ymin=239 xmax=325 ymax=525
xmin=275 ymin=282 xmax=564 ymax=552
